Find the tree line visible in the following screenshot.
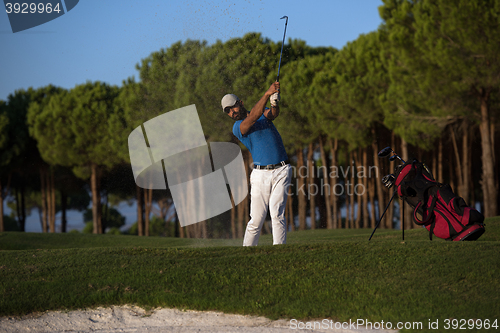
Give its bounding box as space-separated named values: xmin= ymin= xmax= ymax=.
xmin=0 ymin=0 xmax=498 ymax=236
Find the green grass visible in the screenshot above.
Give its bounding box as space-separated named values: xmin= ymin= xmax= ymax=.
xmin=1 ymin=218 xmax=499 ymax=333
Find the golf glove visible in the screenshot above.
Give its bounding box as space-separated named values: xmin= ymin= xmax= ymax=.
xmin=270 ymin=92 xmax=280 ymax=107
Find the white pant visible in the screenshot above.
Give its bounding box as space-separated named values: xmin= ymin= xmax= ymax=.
xmin=243 ymin=164 xmax=292 ymax=246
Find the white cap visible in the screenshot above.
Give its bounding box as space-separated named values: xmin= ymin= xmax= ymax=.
xmin=221 ymin=94 xmax=239 ymax=113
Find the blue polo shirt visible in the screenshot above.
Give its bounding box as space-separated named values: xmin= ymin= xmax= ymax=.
xmin=233 ymin=111 xmax=288 ymax=166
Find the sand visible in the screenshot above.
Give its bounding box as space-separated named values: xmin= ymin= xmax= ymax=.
xmin=0 ymin=305 xmax=396 ymax=333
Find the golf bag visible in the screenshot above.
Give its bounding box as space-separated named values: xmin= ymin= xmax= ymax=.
xmin=394 ymin=160 xmax=485 ymax=241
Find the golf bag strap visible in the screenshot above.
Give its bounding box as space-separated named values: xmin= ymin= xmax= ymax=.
xmin=413 ymin=196 xmax=437 ymax=226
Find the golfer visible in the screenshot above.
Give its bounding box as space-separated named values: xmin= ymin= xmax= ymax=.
xmin=221 ymin=81 xmax=292 ymax=246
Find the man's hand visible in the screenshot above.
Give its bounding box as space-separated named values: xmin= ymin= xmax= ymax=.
xmin=241 ymin=81 xmax=281 ymax=135
xmin=270 ymin=92 xmax=280 ymax=107
xmin=265 ymin=81 xmax=280 ymax=97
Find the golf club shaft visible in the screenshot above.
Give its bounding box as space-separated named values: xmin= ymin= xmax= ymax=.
xmin=277 ymin=16 xmax=288 ymax=82
xmin=369 ymin=190 xmax=397 ymax=240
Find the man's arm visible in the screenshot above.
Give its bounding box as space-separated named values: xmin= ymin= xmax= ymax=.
xmin=240 ymin=81 xmax=280 ymax=135
xmin=264 ymin=104 xmax=279 ymax=120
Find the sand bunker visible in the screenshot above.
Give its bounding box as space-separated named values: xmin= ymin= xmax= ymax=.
xmin=0 ymin=305 xmax=396 ymax=332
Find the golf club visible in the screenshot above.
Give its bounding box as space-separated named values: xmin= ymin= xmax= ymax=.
xmin=276 ymin=15 xmax=288 ymax=83
xmin=390 ymin=154 xmax=405 ymax=163
xmin=378 ymin=146 xmax=406 ymax=164
xmin=382 ymin=174 xmax=396 ymax=188
xmin=377 ymin=146 xmax=393 ymax=158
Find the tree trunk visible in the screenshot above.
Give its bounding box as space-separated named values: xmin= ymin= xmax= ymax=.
xmin=462 ymin=126 xmax=470 ymax=205
xmin=432 ymin=146 xmax=437 ymax=184
xmin=230 ymin=202 xmax=236 ymax=239
xmin=242 ymin=150 xmax=250 ymax=238
xmin=285 ymin=193 xmax=290 ymax=230
xmin=447 ymin=150 xmax=457 ymax=193
xmin=190 ymin=225 xmax=195 ymax=239
xmin=47 ymin=170 xmax=52 ymax=232
xmin=49 ymin=169 xmax=56 ymax=233
xmin=21 ymin=186 xmax=26 ymax=232
xmin=479 ymin=90 xmax=497 ymax=217
xmin=307 ymin=142 xmax=316 ymax=229
xmin=287 ymin=184 xmax=294 ymax=231
xmin=40 ymin=169 xmax=48 ymax=233
xmin=18 ymin=184 xmax=26 ymax=232
xmin=91 ymin=164 xmax=102 ymax=234
xmin=438 ymin=138 xmax=443 ymax=183
xmin=490 ymin=122 xmax=496 ymax=186
xmin=202 ymin=220 xmax=207 ymax=239
xmin=61 ymin=190 xmax=67 ymax=233
xmin=372 ymin=138 xmax=384 ymax=223
xmin=450 ymin=127 xmax=464 ymax=198
xmin=178 ymin=218 xmax=184 ymax=238
xmin=345 ymin=150 xmax=351 ymax=229
xmin=319 ymin=137 xmax=332 ymax=229
xmin=102 ymin=193 xmax=109 ymax=233
xmin=354 ymin=150 xmax=361 ymax=229
xmin=237 ymin=151 xmax=248 ymax=238
xmin=368 ymin=172 xmax=376 ymax=228
xmin=362 ymin=148 xmax=369 ymax=228
xmin=15 ymin=188 xmax=20 ymax=229
xmin=400 ymin=139 xmax=412 ymax=229
xmin=144 ymin=187 xmax=152 ymax=236
xmin=237 ymin=199 xmax=245 ymax=238
xmin=194 ymin=221 xmax=199 ymax=239
xmin=136 ymin=185 xmax=144 ymax=236
xmin=238 ymin=150 xmax=251 ymax=238
xmin=366 ymin=147 xmax=376 ymax=228
xmin=45 ymin=171 xmax=51 ymax=232
xmin=329 ymin=139 xmax=338 ymax=229
xmin=0 ymin=180 xmax=3 ymax=233
xmin=468 ymin=129 xmax=476 ymax=209
xmin=297 ymin=148 xmax=307 ymax=230
xmin=348 ymin=151 xmax=355 ymax=229
xmin=173 ymin=211 xmax=179 ymax=237
xmin=386 ymin=133 xmax=395 ymax=229
xmin=243 ymin=193 xmax=249 ymax=236
xmin=0 ymin=173 xmax=11 ymax=232
xmin=155 ymin=197 xmax=171 ymax=221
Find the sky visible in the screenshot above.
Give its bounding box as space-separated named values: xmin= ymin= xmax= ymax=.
xmin=0 ymin=0 xmax=384 ymax=231
xmin=1 ymin=0 xmax=384 ymax=101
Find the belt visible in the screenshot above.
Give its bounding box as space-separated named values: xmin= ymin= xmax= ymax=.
xmin=254 ymin=160 xmax=290 ymax=170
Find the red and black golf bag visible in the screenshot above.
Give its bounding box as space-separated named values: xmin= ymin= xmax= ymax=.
xmin=394 ymin=160 xmax=485 ymax=241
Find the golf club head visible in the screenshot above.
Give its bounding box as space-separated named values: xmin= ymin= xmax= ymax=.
xmin=378 ymin=146 xmax=393 ymax=158
xmin=281 ymin=16 xmax=288 ymax=21
xmin=382 ymin=174 xmax=396 ymax=188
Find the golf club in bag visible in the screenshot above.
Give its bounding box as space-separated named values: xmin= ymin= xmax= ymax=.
xmin=369 ymin=147 xmax=485 ymax=241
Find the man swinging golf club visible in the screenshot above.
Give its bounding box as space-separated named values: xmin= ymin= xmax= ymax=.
xmin=221 ymin=81 xmax=291 ymax=246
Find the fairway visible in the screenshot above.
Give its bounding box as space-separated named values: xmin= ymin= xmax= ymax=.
xmin=1 ymin=218 xmax=499 ymax=333
xmin=2 ymin=1 xmax=499 ymax=332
